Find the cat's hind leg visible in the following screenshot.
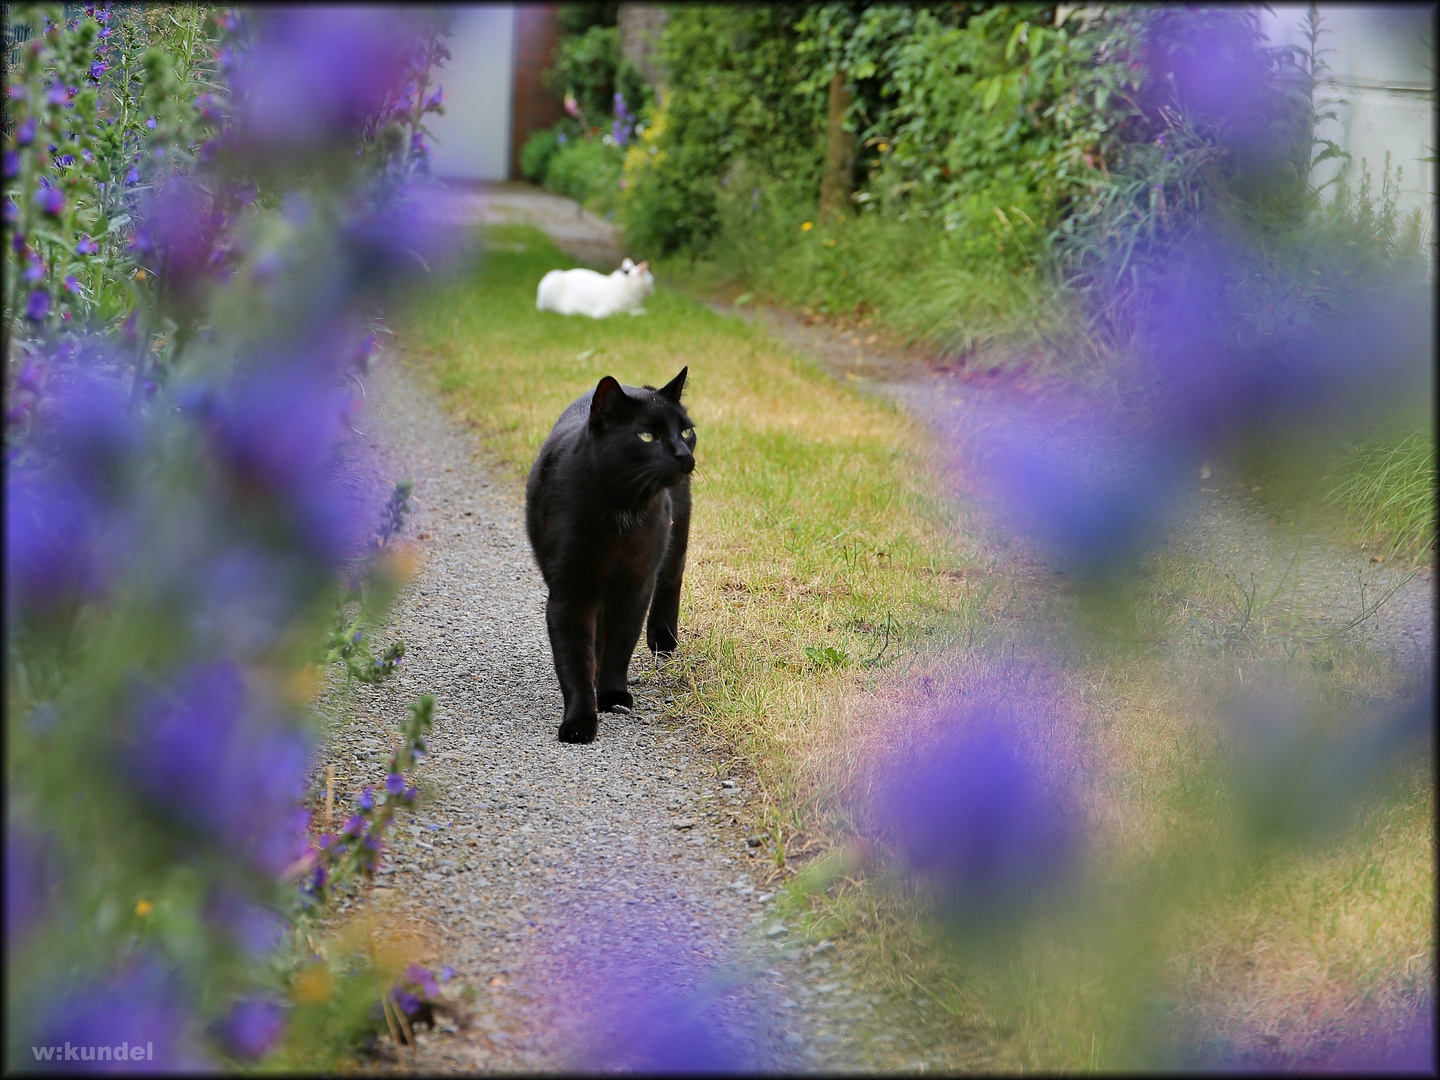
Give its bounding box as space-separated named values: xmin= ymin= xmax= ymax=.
xmin=596 ymin=571 xmax=655 ymax=712
xmin=647 ymin=480 xmax=691 ymax=654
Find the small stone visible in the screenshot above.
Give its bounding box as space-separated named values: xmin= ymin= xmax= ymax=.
xmin=765 ymin=924 xmax=786 ymax=938
xmin=627 ymin=676 xmax=641 ymax=685
xmin=721 ymin=779 xmax=736 ymax=788
xmin=672 ymin=818 xmax=696 ymax=829
xmin=745 ymin=834 xmax=766 ymax=847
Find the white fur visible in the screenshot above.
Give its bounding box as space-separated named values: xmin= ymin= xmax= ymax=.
xmin=536 ymin=257 xmax=654 ymax=318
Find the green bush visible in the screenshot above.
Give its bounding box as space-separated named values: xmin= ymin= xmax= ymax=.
xmin=544 ymin=136 xmax=624 ymax=217
xmin=544 ymin=21 xmax=651 ymax=129
xmin=520 ymin=126 xmax=564 ymax=184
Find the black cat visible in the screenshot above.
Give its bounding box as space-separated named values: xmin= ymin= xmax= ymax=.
xmin=525 ymin=368 xmax=695 ymax=744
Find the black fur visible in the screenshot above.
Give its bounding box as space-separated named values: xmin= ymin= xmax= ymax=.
xmin=524 ymin=368 xmax=695 ymax=744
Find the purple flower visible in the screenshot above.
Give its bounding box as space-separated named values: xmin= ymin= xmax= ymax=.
xmin=2 ymin=150 xmax=18 ymax=178
xmin=206 ymin=364 xmax=386 ymax=566
xmin=17 ymin=117 xmax=37 ymax=146
xmin=76 ymin=234 xmax=99 ymax=255
xmin=546 ymin=902 xmax=757 ymax=1073
xmin=5 ymin=469 xmax=109 ymax=612
xmin=130 ymin=661 xmax=313 ymax=874
xmin=208 ymin=890 xmax=285 ymax=956
xmin=871 ymin=688 xmax=1079 ymax=926
xmin=35 ymin=184 xmax=64 ymax=216
xmin=219 ymin=997 xmax=287 ymax=1061
xmin=90 ymin=60 xmax=108 ymax=80
xmin=24 ymin=289 xmax=50 ymax=321
xmin=56 ymin=152 xmax=75 ymax=167
xmin=146 ymin=115 xmax=157 ymax=130
xmin=386 ymin=772 xmax=405 ymax=796
xmin=6 ymin=826 xmax=60 ymax=945
xmin=132 ymin=178 xmax=223 ymax=296
xmin=357 ymin=785 xmax=374 ymax=811
xmin=439 ymin=966 xmax=454 ymax=982
xmin=341 ymin=814 xmax=365 ymax=837
xmin=231 ymin=8 xmax=421 ymax=151
xmin=125 ymin=166 xmax=139 ymax=184
xmin=24 ymin=255 xmax=45 ymax=281
xmin=401 ymin=785 xmax=417 ymax=803
xmin=31 ymin=958 xmax=209 ymax=1071
xmin=396 ymin=991 xmax=421 ymax=1016
xmin=951 ymin=396 xmax=1183 ymax=573
xmin=423 ymin=85 xmax=443 ymax=110
xmin=64 ymin=275 xmax=80 ymax=293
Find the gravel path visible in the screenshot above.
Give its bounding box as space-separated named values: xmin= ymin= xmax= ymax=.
xmin=320 ymin=353 xmax=990 ymax=1072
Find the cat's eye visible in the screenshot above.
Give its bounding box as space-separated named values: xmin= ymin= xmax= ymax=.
xmin=637 ymin=431 xmax=655 ymax=443
xmin=680 ymin=427 xmax=695 ymax=439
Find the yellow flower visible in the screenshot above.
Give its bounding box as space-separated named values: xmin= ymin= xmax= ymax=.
xmin=135 ymin=900 xmax=153 ymax=917
xmin=292 ymin=965 xmax=335 ymax=1004
xmin=801 ymin=222 xmax=813 ymax=231
xmin=878 ymin=142 xmax=889 ymax=152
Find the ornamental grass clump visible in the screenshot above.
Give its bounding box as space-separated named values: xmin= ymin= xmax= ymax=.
xmin=5 ymin=5 xmax=463 ymax=1069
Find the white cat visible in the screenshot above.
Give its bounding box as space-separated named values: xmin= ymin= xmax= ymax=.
xmin=535 ymin=257 xmax=654 ymax=318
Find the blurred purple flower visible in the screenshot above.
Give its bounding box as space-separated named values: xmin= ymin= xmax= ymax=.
xmin=357 ymin=786 xmax=374 ymax=811
xmin=232 ymin=8 xmax=419 ymax=152
xmin=16 ymin=116 xmax=37 ymax=145
xmin=64 ymin=275 xmax=80 ymax=293
xmin=24 ymin=289 xmax=50 ymax=321
xmin=337 ymin=180 xmax=466 ymax=294
xmin=145 ymin=115 xmax=157 ymax=130
xmin=89 ymin=60 xmax=108 ymax=80
xmin=35 ymin=184 xmax=64 ymax=216
xmin=208 ymin=890 xmax=285 ymax=957
xmin=76 ymin=234 xmax=99 ymax=254
xmin=385 ymin=772 xmax=405 ymax=797
xmin=954 ymin=396 xmax=1183 ymax=573
xmin=423 ymin=85 xmax=443 ymax=110
xmin=24 ymin=255 xmax=45 ymax=281
xmin=1135 ymin=238 xmax=1432 ymax=449
xmin=3 ymin=150 xmax=18 ymax=178
xmin=543 ymin=901 xmax=759 ymax=1073
xmin=873 ymin=694 xmax=1078 ymax=925
xmin=130 ymin=661 xmax=313 ymax=874
xmin=209 ymin=373 xmax=383 ymax=565
xmin=125 ymin=166 xmax=139 ymax=184
xmin=31 ymin=958 xmax=208 ymax=1071
xmin=218 ymin=997 xmax=287 ymax=1061
xmin=6 ymin=826 xmax=60 ymax=945
xmin=4 ymin=471 xmax=110 ymax=614
xmin=134 ymin=178 xmax=223 ymax=297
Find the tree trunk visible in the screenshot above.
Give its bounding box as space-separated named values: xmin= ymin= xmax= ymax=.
xmin=617 ymin=4 xmax=670 ymax=94
xmin=820 ymin=71 xmax=855 ymax=220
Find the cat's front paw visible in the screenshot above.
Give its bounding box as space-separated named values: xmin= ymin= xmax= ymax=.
xmin=597 ymin=689 xmax=633 ymax=713
xmin=557 ymin=711 xmax=599 ymax=744
xmin=647 ymin=621 xmax=678 ymax=654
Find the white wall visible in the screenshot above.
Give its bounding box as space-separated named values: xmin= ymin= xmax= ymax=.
xmin=1259 ymin=5 xmax=1436 ymax=230
xmin=427 ymin=6 xmax=515 ymax=183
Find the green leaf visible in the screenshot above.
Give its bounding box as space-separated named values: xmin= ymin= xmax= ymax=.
xmin=982 ymin=77 xmax=1003 ymax=112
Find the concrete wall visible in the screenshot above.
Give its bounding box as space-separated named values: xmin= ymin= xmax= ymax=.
xmin=427 ymin=6 xmax=516 ymax=183
xmin=1259 ymin=5 xmax=1436 ymax=230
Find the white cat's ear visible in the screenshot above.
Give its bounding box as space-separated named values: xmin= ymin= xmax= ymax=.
xmin=635 ymin=260 xmax=649 ymax=275
xmin=620 ymin=257 xmax=635 ymax=271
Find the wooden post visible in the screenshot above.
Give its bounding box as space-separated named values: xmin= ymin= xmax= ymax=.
xmin=820 ymin=71 xmax=855 ymax=221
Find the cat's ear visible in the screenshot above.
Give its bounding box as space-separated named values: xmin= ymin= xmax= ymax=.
xmin=657 ymin=366 xmax=687 ymax=403
xmin=620 ymin=257 xmax=635 ymax=271
xmin=635 ymin=260 xmax=649 ymax=275
xmin=590 ymin=376 xmax=634 ymax=428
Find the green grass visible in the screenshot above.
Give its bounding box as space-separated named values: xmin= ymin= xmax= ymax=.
xmin=393 ymin=224 xmax=1433 ymax=1070
xmin=1323 ymin=422 xmax=1437 ymax=563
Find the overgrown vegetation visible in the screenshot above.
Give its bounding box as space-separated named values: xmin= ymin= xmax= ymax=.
xmin=398 ymin=223 xmax=1432 ymax=1069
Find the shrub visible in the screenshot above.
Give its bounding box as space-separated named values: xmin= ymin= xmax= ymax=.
xmin=544 ymin=135 xmax=624 ymax=217
xmin=520 ymin=126 xmax=564 ymax=184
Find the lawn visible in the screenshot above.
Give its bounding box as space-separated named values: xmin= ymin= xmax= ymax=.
xmin=395 ymin=226 xmax=1433 ymax=1069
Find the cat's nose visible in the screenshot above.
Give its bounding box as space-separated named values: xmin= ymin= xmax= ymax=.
xmin=676 ymin=447 xmax=694 ymax=473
